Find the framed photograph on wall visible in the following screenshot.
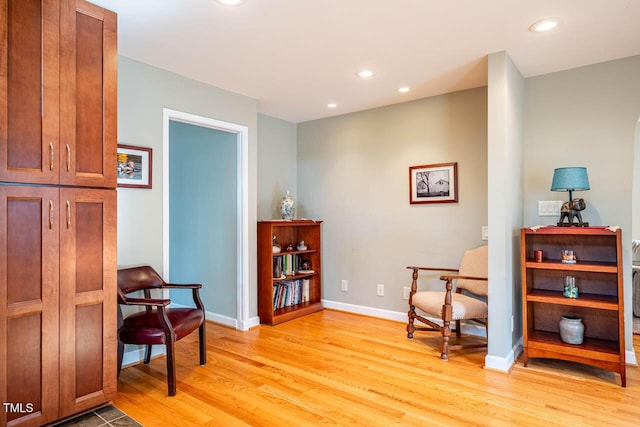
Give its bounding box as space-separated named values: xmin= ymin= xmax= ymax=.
xmin=117 ymin=144 xmax=152 ymax=189
xmin=409 ymin=162 xmax=458 ymax=204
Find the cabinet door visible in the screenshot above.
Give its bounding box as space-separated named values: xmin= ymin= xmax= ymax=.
xmin=59 ymin=188 xmax=117 ymax=417
xmin=59 ymin=0 xmax=117 ymax=188
xmin=0 ymin=185 xmax=60 ymax=426
xmin=0 ymin=0 xmax=60 ymax=185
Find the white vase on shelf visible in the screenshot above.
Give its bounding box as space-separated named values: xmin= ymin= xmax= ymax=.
xmin=281 ymin=191 xmax=295 ymax=220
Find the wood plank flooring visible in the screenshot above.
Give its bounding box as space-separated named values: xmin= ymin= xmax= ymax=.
xmin=113 ymin=310 xmax=640 ymax=426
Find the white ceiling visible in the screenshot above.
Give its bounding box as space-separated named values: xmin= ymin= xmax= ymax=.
xmin=90 ymin=0 xmax=640 ymax=123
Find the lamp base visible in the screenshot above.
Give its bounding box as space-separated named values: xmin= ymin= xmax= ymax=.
xmin=556 ymin=221 xmax=589 ymax=227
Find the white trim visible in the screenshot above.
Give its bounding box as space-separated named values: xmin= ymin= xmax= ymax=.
xmin=121 ymin=345 xmax=165 ymax=368
xmin=484 ymin=336 xmax=521 ymax=372
xmin=321 ymin=299 xmax=487 ymax=337
xmin=162 ymin=108 xmax=250 ymax=331
xmin=626 ymin=349 xmax=638 ymax=366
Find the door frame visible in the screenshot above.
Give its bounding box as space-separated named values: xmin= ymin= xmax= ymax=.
xmin=162 ymin=108 xmax=250 ymax=330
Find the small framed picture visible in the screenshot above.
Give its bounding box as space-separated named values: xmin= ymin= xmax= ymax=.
xmin=117 ymin=144 xmax=152 ymax=189
xmin=409 ymin=162 xmax=458 ymax=204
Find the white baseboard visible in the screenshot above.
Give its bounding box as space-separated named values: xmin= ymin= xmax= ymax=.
xmin=626 ymin=348 xmax=638 ymax=366
xmin=121 ymin=305 xmax=260 ymax=365
xmin=321 ymin=299 xmax=487 ymax=337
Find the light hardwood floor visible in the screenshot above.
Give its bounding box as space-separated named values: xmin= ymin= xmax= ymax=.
xmin=114 ymin=310 xmax=640 ymax=426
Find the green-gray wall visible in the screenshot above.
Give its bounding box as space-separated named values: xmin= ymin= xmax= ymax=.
xmin=297 ymin=88 xmax=489 ymax=314
xmin=522 ymin=55 xmax=640 ymax=355
xmin=257 ymin=114 xmax=298 ymax=219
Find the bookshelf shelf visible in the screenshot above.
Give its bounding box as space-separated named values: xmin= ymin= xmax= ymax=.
xmin=258 ymin=220 xmax=323 ymax=325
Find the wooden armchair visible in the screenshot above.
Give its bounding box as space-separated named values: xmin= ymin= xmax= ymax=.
xmin=406 ymin=245 xmax=488 ymax=360
xmin=117 ymin=266 xmax=206 ymax=396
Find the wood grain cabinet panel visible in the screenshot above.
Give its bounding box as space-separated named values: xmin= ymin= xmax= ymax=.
xmin=0 ymin=0 xmax=116 ymax=188
xmin=0 ymin=1 xmax=117 ymax=425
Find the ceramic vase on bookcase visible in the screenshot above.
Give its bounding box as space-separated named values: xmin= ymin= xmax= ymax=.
xmin=281 ymin=191 xmax=295 ymax=220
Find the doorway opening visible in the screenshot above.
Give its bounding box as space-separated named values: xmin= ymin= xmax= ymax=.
xmin=162 ymin=108 xmax=250 ymax=330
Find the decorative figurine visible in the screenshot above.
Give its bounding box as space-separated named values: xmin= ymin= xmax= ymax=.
xmin=297 ymin=240 xmax=307 ymax=251
xmin=298 ymin=259 xmax=313 ymax=273
xmin=285 ymin=243 xmax=294 ymax=252
xmin=558 ymin=198 xmax=588 ymax=227
xmin=272 ymin=234 xmax=281 ymax=254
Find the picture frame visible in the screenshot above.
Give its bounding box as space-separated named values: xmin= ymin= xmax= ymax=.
xmin=409 ymin=162 xmax=458 ymax=204
xmin=117 ymin=144 xmax=152 ymax=189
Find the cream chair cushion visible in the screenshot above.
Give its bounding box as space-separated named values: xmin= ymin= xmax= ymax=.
xmin=412 ymin=291 xmax=488 ymax=320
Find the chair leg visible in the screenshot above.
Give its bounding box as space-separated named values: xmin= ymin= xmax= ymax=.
xmin=199 ymin=322 xmax=207 ymax=366
xmin=166 ymin=340 xmax=176 ymax=396
xmin=441 ymin=318 xmax=451 ymax=361
xmin=455 ymin=319 xmax=461 ymax=337
xmin=407 ymin=306 xmax=416 ymax=339
xmin=144 ymin=344 xmax=152 ymax=364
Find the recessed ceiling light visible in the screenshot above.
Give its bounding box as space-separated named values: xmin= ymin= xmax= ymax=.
xmin=398 ymin=87 xmax=410 ymax=93
xmin=529 ymin=18 xmax=559 ymax=33
xmin=328 ymin=103 xmax=337 ymax=108
xmin=356 ymin=69 xmax=374 ymax=78
xmin=216 ymin=0 xmax=246 ymax=6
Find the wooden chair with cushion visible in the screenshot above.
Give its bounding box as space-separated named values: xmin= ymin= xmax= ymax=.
xmin=117 ymin=266 xmax=206 ymax=396
xmin=406 ymin=245 xmax=488 ymax=360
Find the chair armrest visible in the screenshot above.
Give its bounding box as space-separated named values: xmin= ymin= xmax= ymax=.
xmin=406 ymin=266 xmax=459 ymax=272
xmin=120 ymin=296 xmax=170 ymax=307
xmin=162 ymin=283 xmax=203 ymax=289
xmin=439 ymin=274 xmax=487 ymax=282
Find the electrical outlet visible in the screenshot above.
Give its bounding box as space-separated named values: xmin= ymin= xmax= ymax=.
xmin=403 ymin=287 xmax=411 ymax=300
xmin=341 ymin=279 xmax=348 ymax=292
xmin=377 ymin=283 xmax=384 ymax=296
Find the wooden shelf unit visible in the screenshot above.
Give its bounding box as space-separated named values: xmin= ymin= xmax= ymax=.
xmin=520 ymin=226 xmax=626 ymax=386
xmin=258 ymin=220 xmax=323 ymax=325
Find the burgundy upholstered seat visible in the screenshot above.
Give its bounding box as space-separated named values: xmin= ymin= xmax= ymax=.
xmin=117 ymin=265 xmax=206 ymax=396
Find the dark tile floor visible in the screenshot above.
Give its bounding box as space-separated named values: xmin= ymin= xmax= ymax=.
xmin=51 ymin=405 xmax=142 ymax=427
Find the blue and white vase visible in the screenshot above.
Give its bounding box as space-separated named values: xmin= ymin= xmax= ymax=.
xmin=281 ymin=191 xmax=295 ymax=220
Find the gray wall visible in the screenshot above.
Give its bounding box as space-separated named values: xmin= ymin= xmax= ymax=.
xmin=522 ymin=55 xmax=640 ymax=353
xmin=297 ymin=88 xmax=488 ymax=314
xmin=486 ymin=51 xmax=525 ymax=369
xmin=168 ymin=121 xmax=237 ymax=317
xmin=257 ymin=114 xmax=298 ymax=220
xmin=117 ymin=56 xmax=258 ymax=315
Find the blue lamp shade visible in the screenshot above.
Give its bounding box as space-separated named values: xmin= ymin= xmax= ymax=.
xmin=550 ymin=167 xmax=590 ymax=192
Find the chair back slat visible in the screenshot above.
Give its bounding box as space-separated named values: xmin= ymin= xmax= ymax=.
xmin=457 ymin=245 xmax=488 ymax=297
xmin=118 ymin=266 xmax=165 ymax=295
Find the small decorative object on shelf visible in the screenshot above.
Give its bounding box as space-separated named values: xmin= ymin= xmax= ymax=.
xmin=272 ymin=234 xmax=281 ymax=254
xmin=561 ymin=249 xmax=576 ymax=263
xmin=285 ymin=243 xmax=294 ymax=252
xmin=281 ymin=191 xmax=296 ymax=220
xmin=563 ymin=276 xmax=579 ymax=298
xmin=273 ymin=263 xmax=282 ymax=279
xmin=534 ymin=249 xmax=543 ymax=262
xmin=559 ymin=315 xmax=584 ymax=344
xmin=297 ymin=240 xmax=307 ymax=251
xmin=298 ymin=259 xmax=313 ymax=273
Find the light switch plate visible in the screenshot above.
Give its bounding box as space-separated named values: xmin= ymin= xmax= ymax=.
xmin=481 ymin=226 xmax=488 ymax=241
xmin=538 ymin=200 xmax=563 ymax=216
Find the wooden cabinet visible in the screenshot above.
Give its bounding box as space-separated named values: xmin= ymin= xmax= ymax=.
xmin=0 ymin=1 xmax=117 ymax=425
xmin=0 ymin=0 xmax=117 ymax=188
xmin=520 ymin=227 xmax=625 ymax=386
xmin=258 ymin=220 xmax=323 ymax=325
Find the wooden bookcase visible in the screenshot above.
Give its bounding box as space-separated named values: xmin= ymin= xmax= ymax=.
xmin=520 ymin=226 xmax=626 ymax=386
xmin=258 ymin=220 xmax=323 ymax=325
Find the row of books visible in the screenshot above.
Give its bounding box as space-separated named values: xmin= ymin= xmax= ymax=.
xmin=273 ymin=254 xmax=312 ymax=276
xmin=273 ymin=279 xmax=310 ymax=310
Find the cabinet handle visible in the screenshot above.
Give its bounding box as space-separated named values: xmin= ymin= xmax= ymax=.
xmin=49 ymin=142 xmax=54 ymax=171
xmin=49 ymin=200 xmax=54 ymax=229
xmin=66 ymin=144 xmax=71 ymax=172
xmin=66 ymin=201 xmax=71 ymax=229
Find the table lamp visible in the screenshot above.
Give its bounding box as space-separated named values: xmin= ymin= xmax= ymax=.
xmin=551 ymin=167 xmax=590 ymax=227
